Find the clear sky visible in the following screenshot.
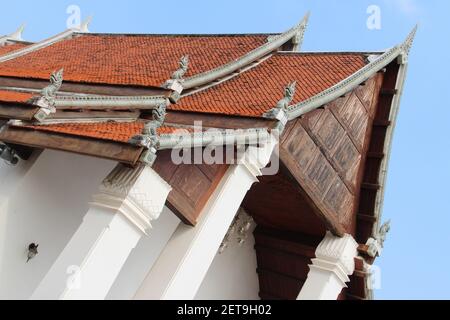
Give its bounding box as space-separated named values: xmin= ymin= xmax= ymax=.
xmin=1 ymin=0 xmax=448 ymax=300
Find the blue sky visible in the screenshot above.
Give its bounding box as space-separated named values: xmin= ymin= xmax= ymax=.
xmin=1 ymin=0 xmax=448 ymax=300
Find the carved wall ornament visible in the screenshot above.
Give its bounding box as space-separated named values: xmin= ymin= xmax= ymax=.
xmin=218 ymin=209 xmax=254 ymax=254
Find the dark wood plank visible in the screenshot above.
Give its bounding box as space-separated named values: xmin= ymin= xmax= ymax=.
xmin=0 ymin=76 xmax=171 ymax=97
xmin=164 ymin=111 xmax=276 ymax=130
xmin=0 ymin=103 xmax=38 ymax=120
xmin=0 ymin=126 xmax=143 ymax=165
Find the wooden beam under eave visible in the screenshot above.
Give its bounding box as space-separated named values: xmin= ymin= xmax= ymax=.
xmin=163 ymin=111 xmax=278 ymax=130
xmin=0 ymin=102 xmax=38 ymax=121
xmin=279 ymin=147 xmax=347 ymax=237
xmin=0 ymin=126 xmax=143 ymax=166
xmin=0 ymin=76 xmax=172 ymax=97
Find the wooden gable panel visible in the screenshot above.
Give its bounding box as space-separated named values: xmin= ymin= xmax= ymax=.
xmin=280 ymin=74 xmax=383 ymax=235
xmin=153 ymin=149 xmax=228 ymax=226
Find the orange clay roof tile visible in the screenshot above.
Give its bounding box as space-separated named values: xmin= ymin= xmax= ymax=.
xmin=175 ymin=53 xmax=367 ymax=117
xmin=0 ymin=34 xmax=268 ymax=87
xmin=17 ymin=122 xmax=189 ymax=144
xmin=0 ymin=89 xmax=34 ymax=103
xmin=0 ymin=43 xmax=29 ymax=56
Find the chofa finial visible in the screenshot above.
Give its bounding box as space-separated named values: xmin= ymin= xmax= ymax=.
xmin=171 ymin=55 xmax=189 ymax=80
xmin=79 ymin=16 xmax=93 ymax=33
xmin=398 ymin=25 xmax=418 ymax=64
xmin=292 ymin=12 xmax=310 ymax=51
xmin=9 ymin=24 xmax=26 ymax=41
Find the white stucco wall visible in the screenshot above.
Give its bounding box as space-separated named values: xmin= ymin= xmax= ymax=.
xmin=0 ymin=150 xmax=116 ymax=299
xmin=0 ymin=148 xmax=256 ymax=300
xmin=107 ymin=207 xmax=180 ymax=300
xmin=195 ymin=222 xmax=260 ymax=300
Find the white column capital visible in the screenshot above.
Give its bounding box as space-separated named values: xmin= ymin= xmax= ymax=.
xmin=312 ymin=232 xmax=359 ymax=285
xmin=298 ymin=232 xmax=358 ymax=300
xmin=239 ymin=134 xmax=279 ymax=180
xmin=91 ymin=164 xmax=172 ymax=234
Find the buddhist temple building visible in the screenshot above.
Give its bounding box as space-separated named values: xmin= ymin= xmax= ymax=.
xmin=0 ymin=14 xmax=415 ymax=300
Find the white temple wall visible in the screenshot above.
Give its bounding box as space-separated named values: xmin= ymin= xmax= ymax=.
xmin=0 ymin=150 xmax=115 ymax=299
xmin=107 ymin=207 xmax=180 ymax=300
xmin=195 ymin=221 xmax=260 ymax=300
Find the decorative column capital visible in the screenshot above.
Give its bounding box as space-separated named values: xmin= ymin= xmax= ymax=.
xmin=311 ymin=232 xmax=359 ymax=285
xmin=92 ymin=164 xmax=172 ymax=234
xmin=239 ymin=134 xmax=278 ymax=180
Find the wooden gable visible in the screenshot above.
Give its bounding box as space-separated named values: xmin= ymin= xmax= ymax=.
xmin=278 ymin=72 xmax=384 ymax=235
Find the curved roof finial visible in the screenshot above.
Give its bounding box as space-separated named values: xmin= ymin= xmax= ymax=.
xmin=401 ymin=24 xmax=418 ymax=56
xmin=182 ymin=12 xmax=312 ymax=90
xmin=292 ymin=12 xmax=310 ymax=51
xmin=8 ymin=23 xmax=26 ymax=41
xmin=79 ymin=16 xmax=93 ymax=33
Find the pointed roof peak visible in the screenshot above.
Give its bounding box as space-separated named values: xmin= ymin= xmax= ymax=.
xmin=182 ymin=12 xmax=311 ymax=89
xmin=400 ymin=24 xmax=418 ymax=56
xmin=77 ymin=16 xmax=93 ymax=33
xmin=291 ymin=12 xmax=310 ymax=51
xmin=9 ymin=24 xmax=26 ymax=41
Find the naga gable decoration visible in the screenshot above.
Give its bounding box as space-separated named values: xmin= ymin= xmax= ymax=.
xmin=34 ymin=69 xmax=64 ymax=122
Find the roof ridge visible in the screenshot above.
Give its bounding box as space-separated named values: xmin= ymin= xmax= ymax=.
xmin=80 ymin=32 xmax=281 ymax=37
xmin=181 ymin=13 xmax=310 ymax=90
xmin=0 ymin=18 xmax=92 ymax=63
xmin=286 ymin=25 xmax=417 ymax=120
xmin=276 ymin=51 xmax=384 ymax=55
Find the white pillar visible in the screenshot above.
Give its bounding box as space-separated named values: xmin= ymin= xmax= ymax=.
xmin=31 ymin=164 xmax=171 ymax=300
xmin=135 ymin=139 xmax=277 ymax=300
xmin=297 ymin=232 xmax=359 ymax=300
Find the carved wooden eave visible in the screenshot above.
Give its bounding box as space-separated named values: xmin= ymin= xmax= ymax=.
xmin=181 ymin=13 xmax=310 ymax=91
xmin=0 ymin=123 xmax=144 ymax=165
xmin=0 ymin=17 xmax=92 ymax=63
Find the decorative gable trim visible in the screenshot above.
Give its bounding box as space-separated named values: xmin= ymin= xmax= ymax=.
xmin=0 ymin=17 xmax=92 ymax=63
xmin=182 ymin=13 xmax=310 ymax=90
xmin=286 ymin=26 xmax=417 ymax=121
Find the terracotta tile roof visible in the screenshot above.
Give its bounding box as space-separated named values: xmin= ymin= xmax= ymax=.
xmin=0 ymin=43 xmax=28 ymax=56
xmin=175 ymin=53 xmax=368 ymax=117
xmin=0 ymin=34 xmax=268 ymax=87
xmin=0 ymin=89 xmax=34 ymax=103
xmin=17 ymin=121 xmax=188 ymax=143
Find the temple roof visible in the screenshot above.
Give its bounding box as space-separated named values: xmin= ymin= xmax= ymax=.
xmin=0 ymin=43 xmax=29 ymax=56
xmin=177 ymin=52 xmax=368 ymax=117
xmin=0 ymin=33 xmax=270 ymax=88
xmin=0 ymin=17 xmax=416 ymax=300
xmin=13 ymin=121 xmax=186 ymax=143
